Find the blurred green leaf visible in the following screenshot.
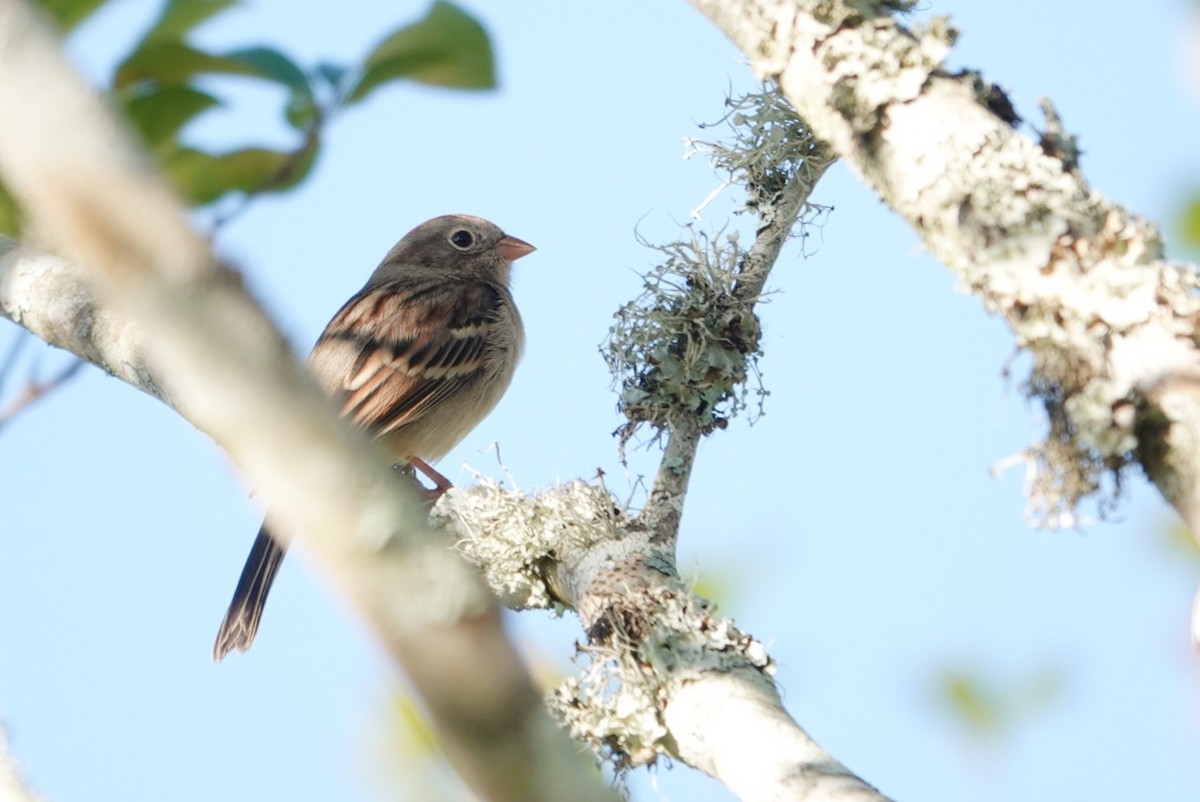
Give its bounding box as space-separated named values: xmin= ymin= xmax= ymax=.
xmin=285 ymin=94 xmax=320 ymax=131
xmin=26 ymin=0 xmax=495 ymax=228
xmin=116 ymin=40 xmax=315 ymax=134
xmin=370 ymin=693 xmax=465 ymax=802
xmin=0 ymin=181 xmax=23 ymax=238
xmin=164 ymin=143 xmax=317 ymax=205
xmin=941 ymin=672 xmax=1001 ymax=734
xmin=690 ymin=572 xmax=733 ymax=607
xmin=1159 ymin=518 xmax=1200 ymax=565
xmin=391 ymin=694 xmax=441 ymax=756
xmin=116 ymin=40 xmax=238 ymax=89
xmin=117 ymin=41 xmax=313 ymax=91
xmin=226 ymin=47 xmax=316 ymax=131
xmin=36 ymin=0 xmax=109 ymax=32
xmin=1180 ymin=197 xmax=1200 ymax=251
xmin=315 ymin=61 xmax=350 ymax=92
xmin=224 ymin=46 xmax=311 ymax=92
xmin=225 ymin=47 xmax=317 ymax=130
xmin=123 ymin=85 xmax=221 ymax=149
xmin=139 ymin=0 xmax=236 ymax=45
xmin=935 ymin=665 xmax=1064 ymax=740
xmin=347 ymin=0 xmax=495 ymax=103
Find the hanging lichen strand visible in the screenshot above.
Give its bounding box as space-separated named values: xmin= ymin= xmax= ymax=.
xmin=603 ymin=88 xmax=831 ymax=455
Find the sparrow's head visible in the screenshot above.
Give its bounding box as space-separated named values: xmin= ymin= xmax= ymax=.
xmin=378 ymin=214 xmax=535 ymax=282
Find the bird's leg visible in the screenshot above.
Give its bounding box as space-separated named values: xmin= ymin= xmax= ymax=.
xmin=405 ymin=455 xmax=454 ymax=500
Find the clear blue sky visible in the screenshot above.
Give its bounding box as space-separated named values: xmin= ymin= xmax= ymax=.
xmin=3 ymin=1 xmax=1200 ymax=801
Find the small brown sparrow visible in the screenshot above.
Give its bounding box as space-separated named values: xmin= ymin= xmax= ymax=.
xmin=213 ymin=214 xmax=533 ymax=661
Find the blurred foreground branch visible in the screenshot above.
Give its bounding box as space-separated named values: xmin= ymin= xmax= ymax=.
xmin=0 ymin=730 xmax=45 ymax=802
xmin=0 ymin=335 xmax=83 ymax=432
xmin=0 ymin=3 xmax=611 ymax=800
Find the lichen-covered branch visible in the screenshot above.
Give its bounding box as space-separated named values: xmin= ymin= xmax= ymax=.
xmin=435 ymin=480 xmax=892 ymax=801
xmin=0 ymin=241 xmax=169 ymax=399
xmin=435 ymin=90 xmax=891 ymax=800
xmin=0 ymin=3 xmax=613 ymax=800
xmin=688 ymin=0 xmax=1200 ymax=542
xmin=606 ymin=89 xmax=835 ymax=545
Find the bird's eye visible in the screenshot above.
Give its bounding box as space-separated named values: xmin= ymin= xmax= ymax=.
xmin=450 ymin=229 xmax=474 ymax=249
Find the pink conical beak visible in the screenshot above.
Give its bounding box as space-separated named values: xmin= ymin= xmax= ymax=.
xmin=496 ymin=235 xmax=535 ymax=262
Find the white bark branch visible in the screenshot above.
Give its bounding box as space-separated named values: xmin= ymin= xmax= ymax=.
xmin=437 ymin=480 xmax=892 ymax=802
xmin=0 ymin=3 xmax=613 ymax=800
xmin=666 ymin=670 xmax=886 ymax=801
xmin=433 ymin=91 xmax=891 ymax=798
xmin=640 ymin=163 xmax=826 ymax=544
xmin=0 ymin=241 xmax=166 ymax=399
xmin=688 ymin=0 xmax=1200 ymax=540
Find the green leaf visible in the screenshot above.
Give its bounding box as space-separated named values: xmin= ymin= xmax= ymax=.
xmin=115 ymin=42 xmax=315 ymax=132
xmin=347 ymin=0 xmax=495 ymax=103
xmin=0 ymin=180 xmax=23 ymax=238
xmin=224 ymin=47 xmax=317 ymax=130
xmin=1181 ymin=197 xmax=1200 ymax=251
xmin=690 ymin=573 xmax=733 ymax=607
xmin=285 ymin=94 xmax=320 ymax=131
xmin=123 ymin=85 xmax=221 ymax=149
xmin=935 ymin=665 xmax=1064 ymax=740
xmin=115 ymin=40 xmax=240 ymax=89
xmin=940 ymin=672 xmax=1001 ymax=734
xmin=164 ymin=143 xmax=317 ymax=205
xmin=223 ymin=47 xmax=310 ymax=92
xmin=139 ymin=0 xmax=236 ymax=45
xmin=1161 ymin=518 xmax=1200 ymax=564
xmin=36 ymin=0 xmax=109 ymax=32
xmin=315 ymin=61 xmax=350 ymax=92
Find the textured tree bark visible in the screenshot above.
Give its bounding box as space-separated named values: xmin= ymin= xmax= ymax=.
xmin=688 ymin=0 xmax=1200 ymax=541
xmin=435 ymin=478 xmax=894 ymax=802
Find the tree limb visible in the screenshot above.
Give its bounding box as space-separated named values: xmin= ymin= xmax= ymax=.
xmin=688 ymin=0 xmax=1200 ymax=553
xmin=0 ymin=343 xmax=84 ymax=431
xmin=0 ymin=730 xmax=45 ymax=802
xmin=0 ymin=3 xmax=612 ymax=800
xmin=433 ymin=88 xmax=892 ymax=799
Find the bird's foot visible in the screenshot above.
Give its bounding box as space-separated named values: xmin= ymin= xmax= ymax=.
xmin=406 ymin=455 xmax=454 ymax=501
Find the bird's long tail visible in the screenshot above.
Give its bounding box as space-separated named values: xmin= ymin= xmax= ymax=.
xmin=213 ymin=526 xmax=286 ymax=662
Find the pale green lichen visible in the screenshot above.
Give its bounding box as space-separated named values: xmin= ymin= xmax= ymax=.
xmin=430 ymin=478 xmax=626 ymax=610
xmin=1010 ymin=208 xmax=1180 ymax=526
xmin=604 ymin=229 xmax=765 ymax=454
xmin=548 ymin=588 xmax=774 ymax=771
xmin=604 ymin=88 xmax=830 ymax=456
xmin=690 ymin=87 xmax=830 ymax=221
